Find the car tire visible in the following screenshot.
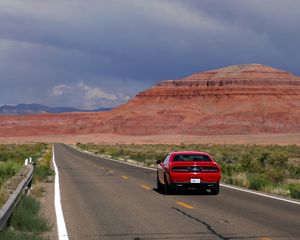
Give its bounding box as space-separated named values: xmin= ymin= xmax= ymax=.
xmin=210 ymin=184 xmax=220 ymax=195
xmin=163 ymin=175 xmax=171 ymax=194
xmin=157 ymin=174 xmax=163 ymax=192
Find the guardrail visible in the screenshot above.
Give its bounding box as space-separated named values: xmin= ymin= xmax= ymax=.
xmin=0 ymin=160 xmax=34 ymax=230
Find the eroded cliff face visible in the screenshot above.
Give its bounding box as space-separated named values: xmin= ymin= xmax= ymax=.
xmin=137 ymin=64 xmax=300 ymax=99
xmin=1 ymin=64 xmax=299 ymax=137
xmin=100 ymin=64 xmax=300 ymax=135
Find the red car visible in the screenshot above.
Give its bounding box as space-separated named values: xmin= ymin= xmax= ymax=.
xmin=156 ymin=151 xmax=221 ymax=194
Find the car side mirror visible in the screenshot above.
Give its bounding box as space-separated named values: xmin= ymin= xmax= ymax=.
xmin=156 ymin=160 xmax=162 ymax=164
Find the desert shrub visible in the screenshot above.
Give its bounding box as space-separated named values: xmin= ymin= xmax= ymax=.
xmin=0 ymin=144 xmax=47 ymax=163
xmin=289 ymin=184 xmax=300 ymax=199
xmin=268 ymin=151 xmax=288 ymax=168
xmin=288 ymin=157 xmax=300 ymax=179
xmin=0 ymin=144 xmax=48 ymax=184
xmin=9 ymin=195 xmax=50 ymax=233
xmin=0 ymin=195 xmax=51 ymax=240
xmin=0 ymin=161 xmax=21 ymax=184
xmin=248 ymin=174 xmax=271 ymax=191
xmin=231 ymin=172 xmax=250 ymax=188
xmin=289 ymin=165 xmax=300 ymax=178
xmin=33 ymin=151 xmax=54 ymax=183
xmin=34 ymin=164 xmax=53 ymax=183
xmin=266 ymin=168 xmax=286 ymax=184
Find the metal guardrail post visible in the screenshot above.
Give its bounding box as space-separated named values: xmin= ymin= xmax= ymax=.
xmin=0 ymin=164 xmax=34 ymax=230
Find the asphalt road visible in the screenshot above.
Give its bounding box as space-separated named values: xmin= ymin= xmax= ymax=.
xmin=54 ymin=144 xmax=300 ymax=240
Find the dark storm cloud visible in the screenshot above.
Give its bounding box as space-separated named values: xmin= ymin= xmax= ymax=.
xmin=0 ymin=0 xmax=299 ymax=108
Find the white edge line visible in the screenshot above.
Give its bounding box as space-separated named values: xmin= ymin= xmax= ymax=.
xmin=68 ymin=144 xmax=300 ymax=206
xmin=220 ymin=183 xmax=300 ymax=205
xmin=68 ymin=144 xmax=154 ymax=171
xmin=53 ymin=145 xmax=69 ymax=240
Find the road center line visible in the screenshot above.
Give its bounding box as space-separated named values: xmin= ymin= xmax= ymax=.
xmin=53 ymin=145 xmax=69 ymax=240
xmin=175 ymin=201 xmax=194 ymax=209
xmin=141 ymin=184 xmax=151 ymax=190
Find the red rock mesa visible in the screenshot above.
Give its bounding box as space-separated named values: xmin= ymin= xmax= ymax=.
xmin=1 ymin=64 xmax=299 ymax=137
xmin=99 ymin=64 xmax=300 ymax=135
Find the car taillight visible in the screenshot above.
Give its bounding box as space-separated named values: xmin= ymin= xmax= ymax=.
xmin=172 ymin=167 xmax=189 ymax=172
xmin=201 ymin=166 xmax=219 ymax=172
xmin=171 ymin=166 xmax=219 ymax=172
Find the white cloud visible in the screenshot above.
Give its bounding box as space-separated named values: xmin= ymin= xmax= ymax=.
xmin=51 ymin=82 xmax=125 ymax=109
xmin=77 ymin=82 xmax=117 ymax=101
xmin=52 ymin=84 xmax=69 ymax=96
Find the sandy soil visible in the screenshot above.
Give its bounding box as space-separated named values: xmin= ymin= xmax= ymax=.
xmin=38 ymin=179 xmax=57 ymax=240
xmin=0 ymin=133 xmax=299 ymax=145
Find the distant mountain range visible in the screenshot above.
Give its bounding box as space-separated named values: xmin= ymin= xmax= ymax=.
xmin=0 ymin=103 xmax=112 ymax=115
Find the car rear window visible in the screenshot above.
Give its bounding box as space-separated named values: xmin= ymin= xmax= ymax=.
xmin=172 ymin=154 xmax=212 ymax=162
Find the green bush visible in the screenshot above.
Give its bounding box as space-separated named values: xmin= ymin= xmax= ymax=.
xmin=10 ymin=195 xmax=50 ymax=233
xmin=289 ymin=184 xmax=300 ymax=199
xmin=248 ymin=174 xmax=271 ymax=191
xmin=0 ymin=144 xmax=49 ymax=184
xmin=0 ymin=195 xmax=50 ymax=240
xmin=34 ymin=164 xmax=54 ymax=182
xmin=289 ymin=165 xmax=300 ymax=178
xmin=0 ymin=144 xmax=47 ymax=163
xmin=267 ymin=168 xmax=286 ymax=184
xmin=33 ymin=150 xmax=54 ymax=183
xmin=0 ymin=161 xmax=21 ymax=184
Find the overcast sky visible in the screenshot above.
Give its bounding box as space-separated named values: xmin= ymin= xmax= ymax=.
xmin=0 ymin=0 xmax=299 ymax=109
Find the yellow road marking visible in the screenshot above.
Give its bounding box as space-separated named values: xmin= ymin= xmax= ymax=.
xmin=175 ymin=201 xmax=194 ymax=209
xmin=105 ymin=169 xmax=113 ymax=174
xmin=141 ymin=184 xmax=151 ymax=190
xmin=122 ymin=176 xmax=129 ymax=180
xmin=259 ymin=238 xmax=272 ymax=240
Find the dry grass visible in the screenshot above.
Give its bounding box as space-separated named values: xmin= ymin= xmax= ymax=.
xmin=231 ymin=173 xmax=250 ymax=188
xmin=0 ymin=186 xmax=8 ymax=206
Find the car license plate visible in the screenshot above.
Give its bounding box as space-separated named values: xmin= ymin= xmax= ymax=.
xmin=190 ymin=178 xmax=201 ymax=183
